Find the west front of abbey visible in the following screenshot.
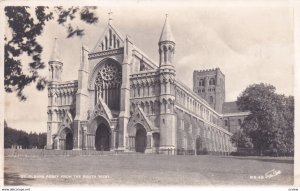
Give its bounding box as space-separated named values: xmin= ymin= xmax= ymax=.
xmin=46 ymin=15 xmax=249 ymax=154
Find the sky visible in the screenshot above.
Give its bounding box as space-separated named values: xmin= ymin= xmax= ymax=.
xmin=4 ymin=1 xmax=294 ymax=133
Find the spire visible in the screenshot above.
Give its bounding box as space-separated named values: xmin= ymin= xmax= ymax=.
xmin=49 ymin=38 xmax=60 ymax=62
xmin=159 ymin=14 xmax=175 ymax=43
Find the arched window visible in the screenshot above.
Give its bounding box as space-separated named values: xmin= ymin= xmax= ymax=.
xmin=113 ymin=35 xmax=116 ymax=48
xmin=163 ymin=46 xmax=167 ymax=63
xmin=105 ymin=36 xmax=108 ymax=50
xmin=168 ymin=46 xmax=172 ymax=62
xmin=199 ymin=79 xmax=205 ymax=86
xmin=109 ymin=29 xmax=112 ymax=47
xmin=209 ymin=78 xmax=215 ymax=85
xmin=209 ymin=96 xmax=213 ymax=103
xmin=140 ymin=60 xmax=145 ymax=71
xmin=94 ymin=60 xmax=122 ymax=111
xmin=117 ymin=40 xmax=120 ymax=48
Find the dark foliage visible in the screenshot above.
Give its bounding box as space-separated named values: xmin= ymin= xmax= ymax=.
xmin=5 ymin=6 xmax=98 ymax=101
xmin=234 ymin=83 xmax=294 ymax=156
xmin=4 ymin=120 xmax=47 ymax=149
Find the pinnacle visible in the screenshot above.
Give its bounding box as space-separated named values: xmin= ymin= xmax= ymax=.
xmin=49 ymin=38 xmax=60 ymax=62
xmin=159 ymin=14 xmax=175 ymax=43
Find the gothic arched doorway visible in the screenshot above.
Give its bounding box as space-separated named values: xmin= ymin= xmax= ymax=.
xmin=58 ymin=127 xmax=73 ymax=150
xmin=95 ymin=123 xmax=111 ymax=151
xmin=65 ymin=132 xmax=73 ymax=150
xmin=135 ymin=126 xmax=147 ymax=153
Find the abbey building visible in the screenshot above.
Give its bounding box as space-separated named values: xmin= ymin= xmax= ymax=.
xmin=46 ymin=15 xmax=247 ymax=154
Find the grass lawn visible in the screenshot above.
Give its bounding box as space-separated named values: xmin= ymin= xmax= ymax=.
xmin=4 ymin=154 xmax=293 ymax=186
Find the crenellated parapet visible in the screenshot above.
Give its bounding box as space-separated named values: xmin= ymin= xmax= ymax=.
xmin=193 ymin=67 xmax=225 ymax=113
xmin=194 ymin=67 xmax=221 ymax=74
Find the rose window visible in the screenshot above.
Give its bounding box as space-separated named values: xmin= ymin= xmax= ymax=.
xmin=101 ymin=63 xmax=121 ymax=81
xmin=95 ymin=62 xmax=121 ymax=88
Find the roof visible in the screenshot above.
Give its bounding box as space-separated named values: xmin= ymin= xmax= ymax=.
xmin=49 ymin=38 xmax=60 ymax=62
xmin=159 ymin=14 xmax=175 ymax=43
xmin=222 ymin=101 xmax=241 ymax=114
xmin=91 ymin=20 xmax=125 ymax=53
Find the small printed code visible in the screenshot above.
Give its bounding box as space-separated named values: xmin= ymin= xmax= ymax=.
xmin=288 ymin=189 xmax=298 ymax=191
xmin=2 ymin=188 xmax=30 ymax=191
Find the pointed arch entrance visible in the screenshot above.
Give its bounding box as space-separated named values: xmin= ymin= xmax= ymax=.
xmin=65 ymin=132 xmax=73 ymax=150
xmin=57 ymin=127 xmax=73 ymax=150
xmin=89 ymin=115 xmax=112 ymax=151
xmin=135 ymin=124 xmax=147 ymax=153
xmin=95 ymin=123 xmax=111 ymax=151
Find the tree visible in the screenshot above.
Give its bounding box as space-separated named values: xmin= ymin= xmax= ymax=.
xmin=230 ymin=130 xmax=253 ymax=149
xmin=5 ymin=6 xmax=98 ymax=100
xmin=4 ymin=120 xmax=47 ymax=149
xmin=281 ymin=96 xmax=294 ymax=154
xmin=237 ymin=83 xmax=294 ymax=156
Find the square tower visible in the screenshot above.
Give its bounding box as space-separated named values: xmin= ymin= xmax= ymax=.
xmin=193 ymin=68 xmax=225 ymax=113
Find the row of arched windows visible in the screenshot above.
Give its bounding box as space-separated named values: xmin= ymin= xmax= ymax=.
xmin=49 ymin=94 xmax=75 ymax=106
xmin=175 ymin=88 xmax=219 ymax=125
xmin=160 ymin=45 xmax=174 ymax=64
xmin=49 ymin=65 xmax=62 ymax=81
xmin=48 ymin=109 xmax=71 ymax=122
xmin=101 ymin=29 xmax=120 ymax=51
xmin=177 ymin=115 xmax=231 ymax=152
xmin=198 ymin=78 xmax=216 ymax=86
xmin=131 ymin=81 xmax=173 ymax=98
xmin=131 ymin=99 xmax=174 ymax=116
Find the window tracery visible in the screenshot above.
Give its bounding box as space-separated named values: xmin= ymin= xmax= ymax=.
xmin=94 ymin=61 xmax=122 ymax=111
xmin=95 ymin=62 xmax=122 ymax=88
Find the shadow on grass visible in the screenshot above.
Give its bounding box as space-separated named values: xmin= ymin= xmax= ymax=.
xmin=221 ymin=156 xmax=294 ymax=164
xmin=4 ymin=168 xmax=34 ymax=186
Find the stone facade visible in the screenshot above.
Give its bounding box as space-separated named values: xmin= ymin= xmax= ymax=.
xmin=221 ymin=102 xmax=249 ymax=134
xmin=193 ymin=68 xmax=225 ymax=114
xmin=193 ymin=69 xmax=250 ymax=136
xmin=46 ymin=15 xmax=236 ymax=155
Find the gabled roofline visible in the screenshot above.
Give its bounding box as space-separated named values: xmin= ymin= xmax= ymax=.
xmin=91 ymin=22 xmax=125 ymax=53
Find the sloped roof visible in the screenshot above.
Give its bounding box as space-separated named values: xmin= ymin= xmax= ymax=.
xmin=92 ymin=21 xmax=125 ymax=53
xmin=49 ymin=38 xmax=60 ymax=62
xmin=159 ymin=15 xmax=175 ymax=42
xmin=222 ymin=101 xmax=241 ymax=114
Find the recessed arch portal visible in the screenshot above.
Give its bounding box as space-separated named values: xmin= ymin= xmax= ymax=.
xmin=65 ymin=132 xmax=73 ymax=150
xmin=95 ymin=123 xmax=111 ymax=151
xmin=135 ymin=124 xmax=147 ymax=153
xmin=58 ymin=127 xmax=73 ymax=150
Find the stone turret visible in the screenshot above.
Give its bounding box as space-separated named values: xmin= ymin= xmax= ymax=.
xmin=159 ymin=14 xmax=175 ymax=68
xmin=49 ymin=38 xmax=63 ymax=82
xmin=158 ymin=14 xmax=176 ymax=154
